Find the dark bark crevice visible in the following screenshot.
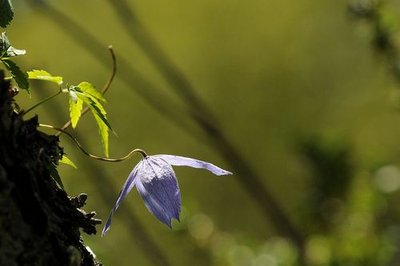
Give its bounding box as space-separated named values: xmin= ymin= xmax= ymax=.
xmin=0 ymin=71 xmax=101 ymax=266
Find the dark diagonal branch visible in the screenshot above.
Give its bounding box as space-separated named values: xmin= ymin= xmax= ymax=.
xmin=26 ymin=0 xmax=192 ymax=132
xmin=107 ymin=1 xmax=218 ymax=123
xmin=26 ymin=1 xmax=306 ymax=264
xmin=107 ymin=0 xmax=307 ymax=257
xmin=349 ymin=0 xmax=400 ymax=82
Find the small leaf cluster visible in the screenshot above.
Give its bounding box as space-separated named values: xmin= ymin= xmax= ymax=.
xmin=0 ymin=0 xmax=112 ymax=183
xmin=0 ymin=32 xmax=28 ymax=90
xmin=28 ymin=70 xmax=113 ymax=157
xmin=0 ymin=0 xmax=27 ymax=90
xmin=0 ymin=32 xmax=112 ymax=159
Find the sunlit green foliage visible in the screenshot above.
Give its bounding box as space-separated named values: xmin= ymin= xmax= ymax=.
xmin=69 ymin=90 xmax=83 ymax=127
xmin=26 ymin=70 xmax=113 ymax=157
xmin=28 ymin=69 xmax=63 ymax=85
xmin=0 ymin=32 xmax=28 ymax=90
xmin=59 ymin=155 xmax=77 ymax=169
xmin=71 ymin=82 xmax=112 ymax=157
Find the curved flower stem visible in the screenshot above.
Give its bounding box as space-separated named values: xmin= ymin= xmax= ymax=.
xmin=39 ymin=123 xmax=147 ymax=161
xmin=55 ymin=46 xmax=117 ymax=136
xmin=23 ymin=90 xmax=62 ymax=115
xmin=101 ymin=45 xmax=118 ymax=94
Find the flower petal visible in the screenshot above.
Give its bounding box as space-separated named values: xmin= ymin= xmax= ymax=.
xmin=135 ymin=156 xmax=181 ymax=227
xmin=154 ymin=154 xmax=232 ymax=176
xmin=102 ymin=161 xmax=142 ymax=236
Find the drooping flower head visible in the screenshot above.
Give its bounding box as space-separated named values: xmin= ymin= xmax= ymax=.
xmin=102 ymin=154 xmax=232 ymax=236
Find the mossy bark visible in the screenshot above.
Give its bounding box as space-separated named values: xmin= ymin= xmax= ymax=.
xmin=0 ymin=72 xmax=101 ymax=266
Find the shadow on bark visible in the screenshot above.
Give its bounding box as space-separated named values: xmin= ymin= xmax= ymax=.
xmin=0 ymin=71 xmax=101 ymax=266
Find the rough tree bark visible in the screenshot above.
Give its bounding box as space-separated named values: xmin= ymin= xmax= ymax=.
xmin=0 ymin=71 xmax=102 ymax=266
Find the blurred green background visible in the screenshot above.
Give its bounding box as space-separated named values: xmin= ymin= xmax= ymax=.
xmin=8 ymin=0 xmax=400 ymax=265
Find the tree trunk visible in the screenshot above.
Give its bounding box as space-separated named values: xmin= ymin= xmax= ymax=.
xmin=0 ymin=71 xmax=101 ymax=266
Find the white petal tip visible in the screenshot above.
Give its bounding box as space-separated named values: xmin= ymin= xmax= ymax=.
xmin=221 ymin=170 xmax=233 ymax=176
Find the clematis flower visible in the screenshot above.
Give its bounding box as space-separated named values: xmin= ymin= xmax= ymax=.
xmin=102 ymin=154 xmax=232 ymax=236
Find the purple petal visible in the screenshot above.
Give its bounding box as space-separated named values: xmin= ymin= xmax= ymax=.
xmin=135 ymin=156 xmax=181 ymax=227
xmin=102 ymin=161 xmax=142 ymax=237
xmin=154 ymin=154 xmax=232 ymax=176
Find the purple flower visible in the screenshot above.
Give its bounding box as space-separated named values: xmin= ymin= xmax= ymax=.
xmin=102 ymin=154 xmax=232 ymax=236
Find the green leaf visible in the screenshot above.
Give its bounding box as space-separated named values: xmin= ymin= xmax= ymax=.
xmin=76 ymin=90 xmax=113 ymax=132
xmin=0 ymin=0 xmax=14 ymax=28
xmin=0 ymin=32 xmax=25 ymax=57
xmin=93 ymin=111 xmax=109 ymax=158
xmin=47 ymin=163 xmax=64 ymax=189
xmin=76 ymin=81 xmax=105 ymax=102
xmin=72 ymin=84 xmax=114 ymax=157
xmin=77 ymin=92 xmax=113 ymax=157
xmin=69 ymin=90 xmax=83 ymax=128
xmin=2 ymin=59 xmax=29 ymax=91
xmin=27 ymin=69 xmax=63 ymax=85
xmin=87 ymin=97 xmax=113 ymax=131
xmin=59 ymin=155 xmax=77 ymax=169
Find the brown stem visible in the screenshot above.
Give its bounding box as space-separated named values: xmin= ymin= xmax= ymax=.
xmin=40 ymin=123 xmax=147 ymax=162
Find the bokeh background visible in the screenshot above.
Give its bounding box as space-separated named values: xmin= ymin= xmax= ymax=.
xmin=8 ymin=0 xmax=400 ymax=265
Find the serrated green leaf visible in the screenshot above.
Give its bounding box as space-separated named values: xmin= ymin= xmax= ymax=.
xmin=77 ymin=92 xmax=114 ymax=132
xmin=0 ymin=0 xmax=14 ymax=28
xmin=69 ymin=91 xmax=83 ymax=128
xmin=76 ymin=82 xmax=105 ymax=102
xmin=59 ymin=155 xmax=77 ymax=169
xmin=2 ymin=59 xmax=29 ymax=91
xmin=87 ymin=98 xmax=114 ymax=131
xmin=47 ymin=162 xmax=64 ymax=189
xmin=0 ymin=32 xmax=25 ymax=57
xmin=93 ymin=112 xmax=109 ymax=157
xmin=28 ymin=69 xmax=63 ymax=85
xmin=77 ymin=93 xmax=113 ymax=157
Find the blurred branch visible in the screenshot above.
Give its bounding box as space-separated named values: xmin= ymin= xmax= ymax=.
xmin=25 ymin=0 xmax=192 ymax=131
xmin=349 ymin=0 xmax=400 ymax=82
xmin=299 ymin=138 xmax=353 ymax=233
xmin=107 ymin=0 xmax=218 ymax=123
xmin=26 ymin=0 xmax=307 ymax=264
xmin=107 ymin=0 xmax=307 ymax=256
xmin=349 ymin=1 xmax=400 ymax=264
